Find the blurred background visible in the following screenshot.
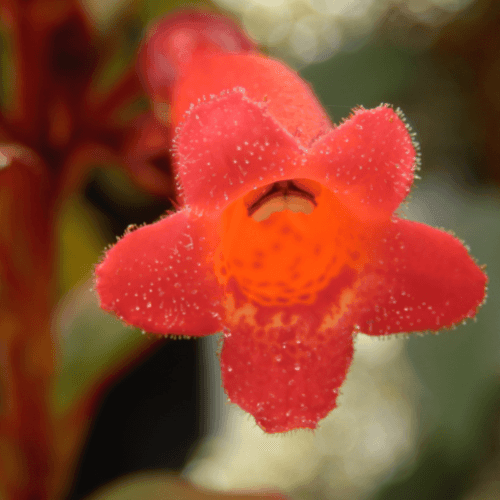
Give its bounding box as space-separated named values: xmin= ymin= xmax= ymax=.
xmin=32 ymin=0 xmax=500 ymax=498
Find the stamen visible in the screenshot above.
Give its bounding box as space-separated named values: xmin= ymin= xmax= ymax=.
xmin=246 ymin=180 xmax=317 ymax=221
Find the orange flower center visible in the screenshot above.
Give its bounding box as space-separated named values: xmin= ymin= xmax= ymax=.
xmin=215 ymin=179 xmax=367 ymax=306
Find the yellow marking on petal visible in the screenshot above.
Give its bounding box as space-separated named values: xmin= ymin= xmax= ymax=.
xmin=224 ymin=292 xmax=258 ymax=327
xmin=319 ymin=288 xmax=357 ymax=331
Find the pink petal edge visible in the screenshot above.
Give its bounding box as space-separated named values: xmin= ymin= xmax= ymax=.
xmin=354 ymin=218 xmax=487 ymax=335
xmin=305 ymin=106 xmax=417 ymax=216
xmin=171 ymin=52 xmax=332 ymax=146
xmin=174 ymin=89 xmax=302 ymax=212
xmin=95 ymin=209 xmax=224 ymax=336
xmin=220 ymin=266 xmax=359 ymax=433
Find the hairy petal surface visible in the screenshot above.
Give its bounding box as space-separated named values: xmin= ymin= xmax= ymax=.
xmin=220 ymin=268 xmax=358 ymax=433
xmin=174 ymin=90 xmax=302 ymax=212
xmin=95 ymin=209 xmax=224 ymax=336
xmin=172 ymin=53 xmax=331 ymax=146
xmin=305 ymin=106 xmax=416 ymax=216
xmin=354 ymin=219 xmax=487 ymax=335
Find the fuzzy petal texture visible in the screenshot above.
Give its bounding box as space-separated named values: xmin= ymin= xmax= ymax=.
xmin=175 ymin=96 xmax=417 ymax=217
xmin=175 ymin=90 xmax=302 ymax=211
xmin=220 ymin=267 xmax=358 ymax=433
xmin=95 ymin=12 xmax=488 ymax=433
xmin=305 ymin=106 xmax=416 ymax=216
xmin=171 ymin=53 xmax=331 ymax=146
xmin=95 ymin=209 xmax=224 ymax=336
xmin=354 ymin=219 xmax=488 ymax=335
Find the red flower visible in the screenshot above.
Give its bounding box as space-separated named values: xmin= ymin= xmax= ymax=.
xmin=95 ymin=13 xmax=487 ymax=433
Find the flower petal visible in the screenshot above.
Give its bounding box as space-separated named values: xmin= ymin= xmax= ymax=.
xmin=174 ymin=89 xmax=302 ymax=212
xmin=95 ymin=209 xmax=224 ymax=336
xmin=137 ymin=10 xmax=255 ymax=102
xmin=171 ymin=53 xmax=331 ymax=147
xmin=305 ymin=106 xmax=416 ymax=215
xmin=220 ymin=269 xmax=358 ymax=433
xmin=354 ymin=219 xmax=487 ymax=335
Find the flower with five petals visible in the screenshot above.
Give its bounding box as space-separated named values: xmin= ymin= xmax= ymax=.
xmin=95 ymin=18 xmax=487 ymax=433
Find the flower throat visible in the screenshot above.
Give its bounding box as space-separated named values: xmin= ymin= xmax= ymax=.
xmin=215 ymin=179 xmax=367 ymax=306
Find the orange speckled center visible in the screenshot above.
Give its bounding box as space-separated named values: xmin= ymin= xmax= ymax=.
xmin=215 ymin=180 xmax=368 ymax=306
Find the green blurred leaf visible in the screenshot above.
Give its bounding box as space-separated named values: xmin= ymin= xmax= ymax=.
xmin=0 ymin=23 xmax=14 ymax=111
xmin=373 ymin=176 xmax=500 ymax=500
xmin=52 ymin=282 xmax=149 ymax=414
xmin=53 ymin=194 xmax=150 ymax=413
xmin=140 ymin=0 xmax=213 ymax=25
xmin=57 ymin=194 xmax=105 ymax=296
xmin=300 ymin=46 xmax=419 ymax=119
